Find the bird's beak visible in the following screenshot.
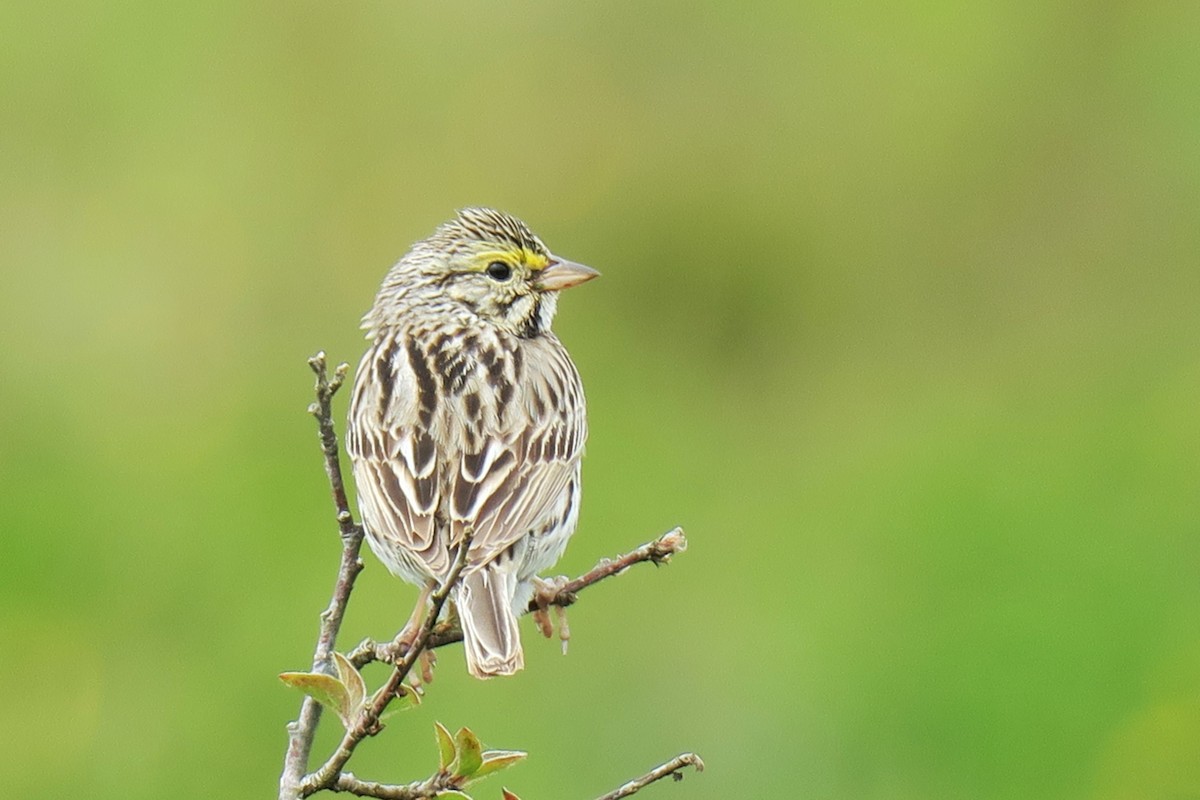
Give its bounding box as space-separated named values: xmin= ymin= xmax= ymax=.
xmin=537 ymin=258 xmax=600 ymax=291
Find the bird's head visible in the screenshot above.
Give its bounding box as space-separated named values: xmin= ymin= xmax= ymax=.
xmin=369 ymin=208 xmax=599 ymax=338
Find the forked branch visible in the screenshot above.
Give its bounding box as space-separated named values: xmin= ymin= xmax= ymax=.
xmin=348 ymin=528 xmax=689 ymax=665
xmin=280 ymin=353 xmax=366 ymax=800
xmin=280 ymin=352 xmax=701 ymax=800
xmin=312 ymin=751 xmax=705 ymax=800
xmin=300 ymin=530 xmax=474 ymax=794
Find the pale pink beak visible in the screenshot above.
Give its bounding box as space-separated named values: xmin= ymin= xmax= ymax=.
xmin=537 ymin=258 xmax=600 ymax=291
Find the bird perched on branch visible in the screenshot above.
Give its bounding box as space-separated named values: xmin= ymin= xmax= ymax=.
xmin=346 ymin=208 xmax=598 ymax=678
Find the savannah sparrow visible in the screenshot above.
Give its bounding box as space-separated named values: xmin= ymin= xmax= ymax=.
xmin=346 ymin=208 xmax=598 ymax=678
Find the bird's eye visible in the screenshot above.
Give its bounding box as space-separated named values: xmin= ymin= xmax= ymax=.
xmin=485 ymin=261 xmax=512 ymax=281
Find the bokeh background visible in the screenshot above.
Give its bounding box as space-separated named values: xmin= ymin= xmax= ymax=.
xmin=2 ymin=2 xmax=1198 ymax=798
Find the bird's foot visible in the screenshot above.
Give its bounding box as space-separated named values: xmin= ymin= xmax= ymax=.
xmin=531 ymin=575 xmax=573 ymax=654
xmin=407 ymin=648 xmax=437 ymax=692
xmin=378 ymin=624 xmax=417 ymax=665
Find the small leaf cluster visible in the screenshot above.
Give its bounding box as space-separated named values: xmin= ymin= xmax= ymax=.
xmin=434 ymin=721 xmax=527 ymax=799
xmin=279 ymin=653 xmax=419 ymax=729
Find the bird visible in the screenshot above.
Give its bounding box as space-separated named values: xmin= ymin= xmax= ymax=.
xmin=345 ymin=208 xmax=598 ymax=678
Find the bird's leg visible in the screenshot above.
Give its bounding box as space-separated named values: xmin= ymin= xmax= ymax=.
xmin=531 ymin=575 xmax=573 ymax=653
xmin=531 ymin=608 xmax=553 ymax=639
xmin=380 ymin=581 xmax=435 ymax=665
xmin=554 ymin=604 xmax=570 ymax=655
xmin=418 ymin=648 xmax=437 ymax=685
xmin=407 ymin=648 xmax=437 ymax=693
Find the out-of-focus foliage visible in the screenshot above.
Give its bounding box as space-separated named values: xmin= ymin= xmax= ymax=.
xmin=1 ymin=2 xmax=1197 ymax=798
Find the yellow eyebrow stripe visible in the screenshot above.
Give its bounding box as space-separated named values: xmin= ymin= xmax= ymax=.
xmin=475 ymin=248 xmax=551 ymax=270
xmin=524 ymin=250 xmax=551 ymax=269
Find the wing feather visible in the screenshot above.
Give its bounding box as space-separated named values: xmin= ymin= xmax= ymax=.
xmin=348 ymin=330 xmax=585 ymax=584
xmin=449 ymin=340 xmax=585 ymax=569
xmin=348 ymin=336 xmax=450 ymax=581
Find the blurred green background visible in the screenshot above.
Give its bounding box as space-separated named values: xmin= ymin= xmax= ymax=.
xmin=2 ymin=2 xmax=1198 ymax=798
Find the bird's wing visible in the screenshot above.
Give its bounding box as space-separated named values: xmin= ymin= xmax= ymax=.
xmin=348 ymin=332 xmax=586 ymax=582
xmin=447 ymin=339 xmax=586 ymax=571
xmin=347 ymin=335 xmax=452 ymax=579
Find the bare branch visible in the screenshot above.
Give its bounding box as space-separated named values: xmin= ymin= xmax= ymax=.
xmin=280 ymin=353 xmax=366 ymax=800
xmin=593 ymin=753 xmax=706 ymax=800
xmin=307 ymin=351 xmax=358 ymax=544
xmin=301 ymin=531 xmax=475 ymax=795
xmin=281 ymin=353 xmax=703 ymax=799
xmin=537 ymin=527 xmax=688 ymax=610
xmin=349 ymin=528 xmax=689 ymax=665
xmin=326 ymin=770 xmax=458 ymax=799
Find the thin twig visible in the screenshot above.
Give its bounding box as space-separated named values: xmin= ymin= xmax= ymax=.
xmin=538 ymin=527 xmax=688 ymax=610
xmin=280 ymin=353 xmax=366 ymax=800
xmin=326 ymin=771 xmax=458 ymax=799
xmin=301 ymin=531 xmax=475 ymax=796
xmin=347 ymin=527 xmax=689 ymax=665
xmin=593 ymin=753 xmax=706 ymax=800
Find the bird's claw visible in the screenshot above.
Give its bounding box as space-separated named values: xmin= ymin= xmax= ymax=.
xmin=531 ymin=576 xmax=572 ymax=653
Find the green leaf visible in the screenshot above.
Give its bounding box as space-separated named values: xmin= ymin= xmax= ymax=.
xmin=468 ymin=750 xmax=527 ymax=783
xmin=332 ymin=652 xmax=365 ymax=711
xmin=399 ymin=682 xmax=423 ymax=708
xmin=435 ymin=722 xmax=457 ymax=771
xmin=456 ymin=752 xmax=527 ymax=788
xmin=452 ymin=726 xmax=484 ymax=778
xmin=378 ymin=683 xmax=423 ymax=722
xmin=279 ymin=672 xmax=351 ymax=727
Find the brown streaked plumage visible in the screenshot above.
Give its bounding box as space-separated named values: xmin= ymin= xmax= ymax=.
xmin=346 ymin=208 xmax=598 ymax=678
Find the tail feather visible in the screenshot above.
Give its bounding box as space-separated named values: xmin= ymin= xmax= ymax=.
xmin=456 ymin=566 xmax=523 ymax=678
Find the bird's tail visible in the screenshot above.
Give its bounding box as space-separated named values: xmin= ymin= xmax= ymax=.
xmin=455 ymin=565 xmax=524 ymax=679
